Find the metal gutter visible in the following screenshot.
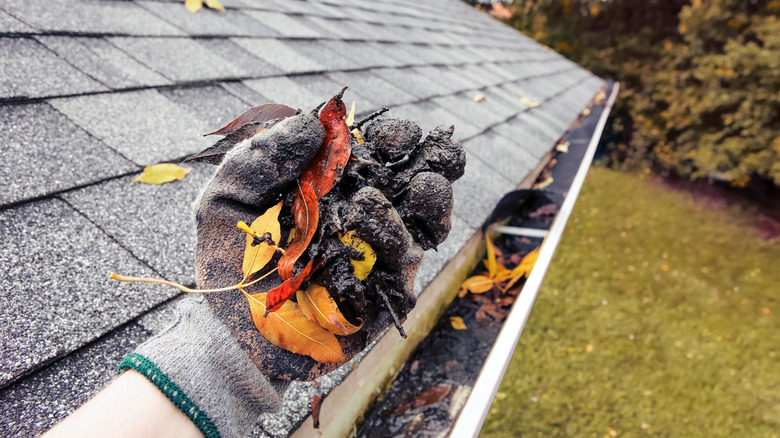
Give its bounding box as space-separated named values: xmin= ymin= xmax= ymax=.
xmin=450 ymin=83 xmax=620 ymax=438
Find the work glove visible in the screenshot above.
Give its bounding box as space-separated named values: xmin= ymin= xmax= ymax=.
xmin=119 ymin=91 xmax=465 ymax=438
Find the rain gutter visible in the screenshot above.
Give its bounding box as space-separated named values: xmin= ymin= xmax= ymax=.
xmin=450 ymin=82 xmax=620 ymax=437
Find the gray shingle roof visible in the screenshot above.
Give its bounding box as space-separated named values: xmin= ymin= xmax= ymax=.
xmin=0 ymin=0 xmax=605 ymax=436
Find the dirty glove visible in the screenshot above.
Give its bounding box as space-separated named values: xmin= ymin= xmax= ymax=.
xmin=119 ymin=95 xmax=465 ymax=437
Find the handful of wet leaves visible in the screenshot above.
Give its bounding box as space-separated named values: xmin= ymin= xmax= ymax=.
xmin=112 ymin=88 xmax=465 ymax=367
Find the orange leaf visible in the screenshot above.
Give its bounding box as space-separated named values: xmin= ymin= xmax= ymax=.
xmin=278 ymin=182 xmax=318 ymax=280
xmin=244 ymin=291 xmax=347 ymax=363
xmin=241 ymin=201 xmax=282 ymax=278
xmin=297 ymin=284 xmax=363 ymax=336
xmin=504 ymin=247 xmax=540 ymax=290
xmin=266 ymin=259 xmax=314 ymax=314
xmin=459 ymin=275 xmax=495 ymax=296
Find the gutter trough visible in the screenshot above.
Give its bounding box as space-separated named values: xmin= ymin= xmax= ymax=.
xmin=451 ymin=82 xmax=620 ymax=437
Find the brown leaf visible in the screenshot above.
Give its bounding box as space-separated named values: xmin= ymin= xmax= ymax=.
xmin=300 ymin=89 xmax=350 ymax=199
xmin=241 ymin=202 xmax=282 ymax=278
xmin=413 ymin=383 xmax=452 ymax=409
xmin=297 ymin=284 xmax=363 ymax=336
xmin=244 ymin=291 xmax=347 ymax=363
xmin=204 ymin=103 xmax=296 ymax=136
xmin=132 ymin=163 xmax=190 ymax=184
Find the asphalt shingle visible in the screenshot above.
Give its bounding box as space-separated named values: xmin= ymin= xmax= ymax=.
xmin=390 ymin=100 xmax=481 ymax=142
xmin=462 ymin=130 xmax=536 ymax=183
xmin=0 ymin=199 xmax=165 ymax=387
xmin=0 ymin=37 xmax=107 ymax=100
xmin=0 ymin=103 xmax=137 ymax=207
xmin=196 ymin=38 xmax=283 ymax=79
xmin=0 ymin=9 xmax=35 ymax=33
xmin=0 ymin=323 xmax=152 ymax=438
xmin=242 ymin=10 xmax=322 ymax=39
xmin=34 ymin=36 xmax=171 ymax=91
xmin=0 ymin=0 xmax=185 ymax=36
xmin=243 ymin=76 xmax=324 ymax=109
xmin=451 ymin=150 xmax=516 ymax=229
xmin=108 ymin=37 xmax=246 ymax=83
xmin=49 ymin=89 xmax=213 ymax=165
xmin=232 ymin=38 xmax=324 ymax=74
xmin=138 ymin=1 xmax=278 ymax=38
xmin=160 ymin=85 xmax=253 ymax=131
xmin=61 ymin=163 xmax=214 ymax=286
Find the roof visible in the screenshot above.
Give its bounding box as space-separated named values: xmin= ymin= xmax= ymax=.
xmin=0 ymin=0 xmax=605 ymax=436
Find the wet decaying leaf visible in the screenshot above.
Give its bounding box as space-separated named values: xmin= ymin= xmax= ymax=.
xmin=277 ymin=182 xmax=319 ymax=282
xmin=241 ymin=202 xmax=282 ymax=278
xmin=133 ymin=163 xmax=190 ymax=185
xmin=265 ymin=259 xmax=314 ymax=314
xmin=298 ymin=284 xmax=363 ymax=336
xmin=244 ymin=291 xmax=347 ymax=363
xmin=338 ymin=230 xmax=376 ymax=281
xmin=413 ymin=383 xmax=452 ymax=409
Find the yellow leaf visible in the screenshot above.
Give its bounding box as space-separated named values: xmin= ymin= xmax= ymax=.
xmin=184 ymin=0 xmax=202 ymax=12
xmin=582 ymin=108 xmax=591 ymax=116
xmin=459 ymin=275 xmax=494 ymax=296
xmin=473 ymin=93 xmax=486 ymax=102
xmin=244 ymin=291 xmax=347 ymax=363
xmin=450 ymin=316 xmax=467 ymax=330
xmin=556 ymin=141 xmax=569 ymax=153
xmin=493 ymin=264 xmax=515 ymax=283
xmin=297 ymin=284 xmax=363 ymax=336
xmin=520 ymin=97 xmax=541 ymax=108
xmin=203 ymin=0 xmax=224 ymax=10
xmin=242 ymin=202 xmax=282 ymax=278
xmin=346 ymin=101 xmax=356 ymax=127
xmin=504 ymin=247 xmax=540 ymax=290
xmin=339 ymin=230 xmax=376 ymax=280
xmin=133 ymin=163 xmax=190 ymax=184
xmin=534 ymin=176 xmax=553 ymax=189
xmin=485 ymin=234 xmax=498 ymax=279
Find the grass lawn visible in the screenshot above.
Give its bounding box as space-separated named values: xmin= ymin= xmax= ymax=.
xmin=480 ymin=167 xmax=780 ymax=437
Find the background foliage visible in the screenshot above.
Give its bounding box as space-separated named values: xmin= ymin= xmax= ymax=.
xmin=500 ymin=0 xmax=780 ymax=187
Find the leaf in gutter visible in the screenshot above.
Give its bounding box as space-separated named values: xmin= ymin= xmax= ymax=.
xmin=244 ymin=291 xmax=347 ymax=363
xmin=450 ymin=316 xmax=467 ymax=330
xmin=556 ymin=141 xmax=570 ymax=153
xmin=485 ymin=234 xmax=498 ymax=279
xmin=133 ymin=163 xmax=190 ymax=184
xmin=241 ymin=201 xmax=282 ymax=278
xmin=458 ymin=275 xmax=494 ymax=297
xmin=297 ymin=284 xmax=363 ymax=336
xmin=504 ymin=247 xmax=540 ymax=291
xmin=520 ymin=97 xmax=542 ymax=108
xmin=534 ymin=176 xmax=554 ymax=189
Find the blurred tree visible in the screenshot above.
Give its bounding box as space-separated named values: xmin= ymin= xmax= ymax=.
xmin=500 ymin=0 xmax=780 ymax=186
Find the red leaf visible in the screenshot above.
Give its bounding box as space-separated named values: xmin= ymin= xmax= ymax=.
xmin=300 ymin=88 xmax=350 ymax=199
xmin=278 ymin=181 xmax=319 ymax=281
xmin=205 ymin=103 xmax=297 ymax=136
xmin=311 ymin=395 xmax=322 ymax=429
xmin=265 ymin=259 xmax=314 ymax=314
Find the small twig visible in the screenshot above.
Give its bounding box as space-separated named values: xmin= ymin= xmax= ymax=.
xmin=353 ymin=107 xmax=389 ymax=130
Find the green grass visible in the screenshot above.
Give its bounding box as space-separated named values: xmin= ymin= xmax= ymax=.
xmin=480 ymin=167 xmax=780 ymax=438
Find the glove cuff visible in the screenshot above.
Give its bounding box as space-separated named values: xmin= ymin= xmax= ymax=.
xmin=118 ymin=299 xmax=286 ymax=438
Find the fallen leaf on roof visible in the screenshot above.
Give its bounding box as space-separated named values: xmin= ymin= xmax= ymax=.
xmin=450 ymin=316 xmax=467 ymax=330
xmin=556 ymin=141 xmax=570 ymax=153
xmin=520 ymin=97 xmax=542 ymax=108
xmin=473 ymin=93 xmax=486 ymax=102
xmin=133 ymin=163 xmax=190 ymax=184
xmin=298 ymin=284 xmax=363 ymax=336
xmin=244 ymin=291 xmax=347 ymax=363
xmin=185 ymin=0 xmax=224 ymax=12
xmin=238 ymin=201 xmax=282 ymax=279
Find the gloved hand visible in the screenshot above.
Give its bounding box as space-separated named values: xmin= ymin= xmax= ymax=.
xmin=119 ymin=91 xmax=465 ymax=437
